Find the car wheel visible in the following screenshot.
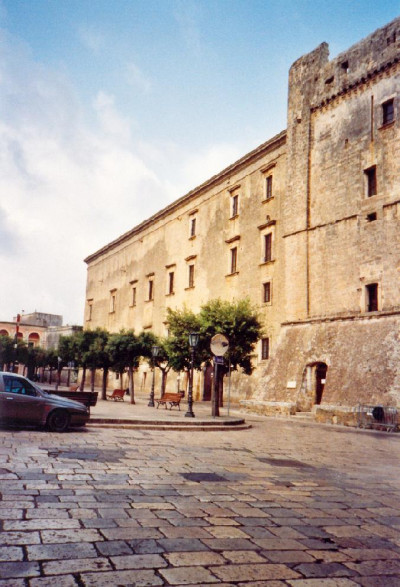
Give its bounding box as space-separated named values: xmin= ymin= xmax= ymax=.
xmin=47 ymin=410 xmax=70 ymax=432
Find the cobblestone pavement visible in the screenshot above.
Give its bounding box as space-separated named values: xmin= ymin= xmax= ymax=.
xmin=1 ymin=416 xmax=400 ymax=586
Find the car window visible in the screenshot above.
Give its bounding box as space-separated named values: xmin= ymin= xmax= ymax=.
xmin=3 ymin=376 xmax=37 ymax=397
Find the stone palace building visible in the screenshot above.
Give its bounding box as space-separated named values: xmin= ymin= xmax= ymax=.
xmin=84 ymin=17 xmax=400 ymax=422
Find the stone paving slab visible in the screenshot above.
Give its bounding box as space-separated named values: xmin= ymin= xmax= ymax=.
xmin=1 ymin=414 xmax=400 ymax=585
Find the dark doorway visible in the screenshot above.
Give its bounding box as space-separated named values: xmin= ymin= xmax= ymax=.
xmin=202 ymin=365 xmax=213 ymax=401
xmin=315 ymin=362 xmax=328 ymax=405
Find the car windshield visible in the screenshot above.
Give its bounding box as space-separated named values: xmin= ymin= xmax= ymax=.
xmin=28 ymin=380 xmax=50 ymax=396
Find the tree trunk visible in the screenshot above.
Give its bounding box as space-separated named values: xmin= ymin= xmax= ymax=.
xmin=90 ymin=368 xmax=95 ymax=392
xmin=101 ymin=368 xmax=108 ymax=401
xmin=80 ymin=367 xmax=86 ymax=391
xmin=161 ymin=369 xmax=168 ymax=397
xmin=128 ymin=366 xmax=135 ymax=404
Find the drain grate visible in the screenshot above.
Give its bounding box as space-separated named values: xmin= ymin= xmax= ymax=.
xmin=45 ymin=448 xmax=127 ymax=463
xmin=180 ymin=472 xmax=227 ymax=482
xmin=258 ymin=457 xmax=313 ymax=469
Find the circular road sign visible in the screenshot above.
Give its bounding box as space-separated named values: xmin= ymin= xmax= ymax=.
xmin=210 ymin=334 xmax=229 ymax=356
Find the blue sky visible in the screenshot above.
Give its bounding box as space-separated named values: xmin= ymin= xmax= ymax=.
xmin=1 ymin=0 xmax=399 ymax=325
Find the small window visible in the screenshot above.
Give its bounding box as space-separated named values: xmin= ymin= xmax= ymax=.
xmin=366 ymin=212 xmax=377 ymax=222
xmin=109 ymin=292 xmax=116 ymax=313
xmin=190 ymin=217 xmax=196 ymax=238
xmin=263 ymin=282 xmax=271 ymax=303
xmin=87 ymin=301 xmax=93 ymax=321
xmin=148 ymin=279 xmax=154 ymax=301
xmin=131 ymin=287 xmax=137 ymax=306
xmin=188 ymin=265 xmax=194 ymax=288
xmin=265 ymin=175 xmax=273 ymax=200
xmin=168 ymin=272 xmax=174 ymax=294
xmin=261 ymin=338 xmax=269 ymax=360
xmin=341 ymin=60 xmax=349 ymax=73
xmin=264 ymin=233 xmax=272 ymax=262
xmin=364 ymin=166 xmax=377 ymax=197
xmin=230 ymin=247 xmax=238 ymax=274
xmin=231 ymin=194 xmax=239 ymax=218
xmin=382 ymin=99 xmax=394 ymax=125
xmin=366 ymin=283 xmax=378 ymax=312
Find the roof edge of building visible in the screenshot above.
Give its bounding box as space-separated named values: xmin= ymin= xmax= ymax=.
xmin=84 ymin=129 xmax=287 ymax=264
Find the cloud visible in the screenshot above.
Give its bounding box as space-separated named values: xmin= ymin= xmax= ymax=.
xmin=0 ymin=26 xmax=246 ymax=326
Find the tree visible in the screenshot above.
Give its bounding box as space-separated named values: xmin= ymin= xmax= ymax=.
xmin=0 ymin=335 xmax=14 ymax=371
xmin=165 ymin=307 xmax=202 ymax=373
xmin=107 ymin=330 xmax=157 ymax=404
xmin=199 ymin=298 xmax=263 ymax=410
xmin=199 ymin=298 xmax=263 ymax=375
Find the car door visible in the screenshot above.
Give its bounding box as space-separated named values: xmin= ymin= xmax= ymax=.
xmin=0 ymin=374 xmax=19 ymax=421
xmin=2 ymin=375 xmax=45 ymax=424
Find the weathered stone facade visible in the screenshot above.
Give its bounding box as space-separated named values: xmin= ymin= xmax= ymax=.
xmin=84 ymin=17 xmax=400 ymax=417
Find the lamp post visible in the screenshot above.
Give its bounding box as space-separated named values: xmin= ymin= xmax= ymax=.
xmin=148 ymin=345 xmax=160 ymax=407
xmin=185 ymin=332 xmax=199 ymax=418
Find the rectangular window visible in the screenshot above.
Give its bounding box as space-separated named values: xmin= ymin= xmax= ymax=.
xmin=265 ymin=175 xmax=273 ymax=200
xmin=382 ymin=99 xmax=394 ymax=125
xmin=365 ymin=166 xmax=377 ymax=197
xmin=148 ymin=279 xmax=154 ymax=301
xmin=261 ymin=338 xmax=269 ymax=360
xmin=131 ymin=287 xmax=137 ymax=306
xmin=190 ymin=217 xmax=196 ymax=238
xmin=188 ymin=265 xmax=195 ymax=288
xmin=168 ymin=272 xmax=174 ymax=294
xmin=231 ymin=194 xmax=239 ymax=217
xmin=230 ymin=247 xmax=238 ymax=274
xmin=264 ymin=233 xmax=272 ymax=262
xmin=366 ymin=283 xmax=378 ymax=312
xmin=109 ymin=292 xmax=116 ymax=313
xmin=87 ymin=300 xmax=93 ymax=321
xmin=263 ymin=282 xmax=271 ymax=303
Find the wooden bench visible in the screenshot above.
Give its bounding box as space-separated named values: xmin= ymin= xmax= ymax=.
xmin=69 ymin=385 xmax=79 ymax=391
xmin=106 ymin=389 xmax=125 ymax=402
xmin=155 ymin=392 xmax=183 ymax=410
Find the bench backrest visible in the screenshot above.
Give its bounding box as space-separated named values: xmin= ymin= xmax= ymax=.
xmin=112 ymin=389 xmax=125 ymax=396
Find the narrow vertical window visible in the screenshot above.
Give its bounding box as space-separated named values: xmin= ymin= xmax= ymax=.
xmin=168 ymin=272 xmax=174 ymax=294
xmin=87 ymin=301 xmax=93 ymax=321
xmin=265 ymin=175 xmax=273 ymax=200
xmin=261 ymin=338 xmax=270 ymax=360
xmin=231 ymin=194 xmax=239 ymax=217
xmin=366 ymin=283 xmax=378 ymax=312
xmin=382 ymin=99 xmax=394 ymax=125
xmin=131 ymin=287 xmax=137 ymax=306
xmin=188 ymin=265 xmax=195 ymax=288
xmin=190 ymin=217 xmax=196 ymax=238
xmin=109 ymin=292 xmax=116 ymax=313
xmin=230 ymin=247 xmax=238 ymax=274
xmin=264 ymin=233 xmax=272 ymax=262
xmin=263 ymin=282 xmax=271 ymax=303
xmin=365 ymin=166 xmax=377 ymax=197
xmin=148 ymin=279 xmax=154 ymax=301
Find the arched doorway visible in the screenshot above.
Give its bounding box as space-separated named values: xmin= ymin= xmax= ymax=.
xmin=299 ymin=361 xmax=329 ymax=410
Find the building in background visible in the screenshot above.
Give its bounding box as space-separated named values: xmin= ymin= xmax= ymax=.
xmin=0 ymin=312 xmax=81 ymax=350
xmin=84 ymin=17 xmax=400 ymax=422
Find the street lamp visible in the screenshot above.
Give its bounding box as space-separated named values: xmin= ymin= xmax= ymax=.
xmin=148 ymin=345 xmax=160 ymax=407
xmin=185 ymin=332 xmax=199 ymax=418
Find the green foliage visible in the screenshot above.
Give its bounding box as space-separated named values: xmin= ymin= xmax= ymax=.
xmin=165 ymin=298 xmax=263 ymax=375
xmin=199 ymin=298 xmax=263 ymax=375
xmin=164 ymin=307 xmax=202 ymax=372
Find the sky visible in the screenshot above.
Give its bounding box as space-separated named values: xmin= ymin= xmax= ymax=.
xmin=0 ymin=0 xmax=399 ymax=325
